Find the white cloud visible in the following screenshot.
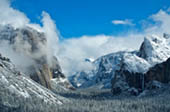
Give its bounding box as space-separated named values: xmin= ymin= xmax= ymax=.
xmin=57 ymin=34 xmax=144 ymax=75
xmin=0 ymin=0 xmax=29 ymax=28
xmin=145 ymin=9 xmax=170 ymax=35
xmin=58 ymin=8 xmax=170 ymax=75
xmin=0 ymin=0 xmax=60 ymax=73
xmin=41 ymin=11 xmax=59 ymax=67
xmin=0 ymin=0 xmax=170 ymax=77
xmin=112 ymin=19 xmax=134 ymax=26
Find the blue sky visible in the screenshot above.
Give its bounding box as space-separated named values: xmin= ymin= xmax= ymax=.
xmin=12 ymin=0 xmax=170 ymax=38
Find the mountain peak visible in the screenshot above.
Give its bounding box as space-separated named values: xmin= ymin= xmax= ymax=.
xmin=70 ymin=33 xmax=170 ymax=89
xmin=139 ymin=34 xmax=170 ymax=64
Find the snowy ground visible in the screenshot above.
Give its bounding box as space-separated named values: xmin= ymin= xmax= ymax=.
xmin=56 ymin=87 xmax=170 ymax=112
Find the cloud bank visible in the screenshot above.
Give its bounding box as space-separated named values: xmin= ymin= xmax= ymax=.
xmin=57 ymin=34 xmax=144 ymax=75
xmin=0 ymin=0 xmax=170 ymax=76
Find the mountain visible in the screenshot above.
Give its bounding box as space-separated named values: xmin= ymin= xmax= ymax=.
xmin=70 ymin=34 xmax=170 ymax=92
xmin=0 ymin=25 xmax=74 ymax=91
xmin=138 ymin=34 xmax=170 ymax=64
xmin=0 ymin=53 xmax=68 ymax=112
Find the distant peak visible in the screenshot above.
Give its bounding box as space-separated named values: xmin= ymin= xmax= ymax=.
xmin=139 ymin=34 xmax=170 ymax=64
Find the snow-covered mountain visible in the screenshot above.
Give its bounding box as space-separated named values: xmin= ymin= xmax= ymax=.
xmin=0 ymin=54 xmax=68 ymax=112
xmin=70 ymin=33 xmax=170 ymax=90
xmin=138 ymin=34 xmax=170 ymax=64
xmin=0 ymin=25 xmax=74 ymax=91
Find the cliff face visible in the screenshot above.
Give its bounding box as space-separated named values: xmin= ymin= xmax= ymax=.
xmin=111 ymin=34 xmax=170 ymax=95
xmin=0 ymin=25 xmax=74 ymax=90
xmin=145 ymin=58 xmax=170 ymax=84
xmin=31 ymin=64 xmax=53 ymax=89
xmin=111 ymin=57 xmax=170 ymax=95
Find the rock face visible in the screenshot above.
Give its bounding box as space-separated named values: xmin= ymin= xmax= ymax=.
xmin=111 ymin=34 xmax=170 ymax=94
xmin=145 ymin=57 xmax=170 ymax=84
xmin=0 ymin=54 xmax=68 ymax=112
xmin=0 ymin=25 xmax=74 ymax=90
xmin=112 ymin=57 xmax=170 ymax=95
xmin=70 ymin=34 xmax=170 ymax=94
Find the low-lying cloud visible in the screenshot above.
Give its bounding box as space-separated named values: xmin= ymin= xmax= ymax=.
xmin=0 ymin=0 xmax=170 ymax=76
xmin=57 ymin=34 xmax=144 ymax=75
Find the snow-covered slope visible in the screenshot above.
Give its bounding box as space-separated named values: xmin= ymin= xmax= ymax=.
xmin=0 ymin=54 xmax=68 ymax=112
xmin=70 ymin=34 xmax=170 ymax=89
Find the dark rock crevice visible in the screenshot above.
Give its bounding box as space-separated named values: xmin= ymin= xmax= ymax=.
xmin=111 ymin=57 xmax=170 ymax=95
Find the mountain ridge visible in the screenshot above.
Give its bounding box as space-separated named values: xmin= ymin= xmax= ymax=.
xmin=70 ymin=33 xmax=170 ymax=91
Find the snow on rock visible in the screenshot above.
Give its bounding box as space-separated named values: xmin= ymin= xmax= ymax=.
xmin=85 ymin=58 xmax=95 ymax=63
xmin=0 ymin=54 xmax=69 ymax=111
xmin=123 ymin=53 xmax=151 ymax=73
xmin=70 ymin=33 xmax=170 ymax=90
xmin=51 ymin=77 xmax=76 ymax=93
xmin=139 ymin=34 xmax=170 ymax=65
xmin=0 ymin=24 xmax=74 ymax=91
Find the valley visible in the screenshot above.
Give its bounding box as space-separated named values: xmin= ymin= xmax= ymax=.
xmin=56 ymin=87 xmax=170 ymax=112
